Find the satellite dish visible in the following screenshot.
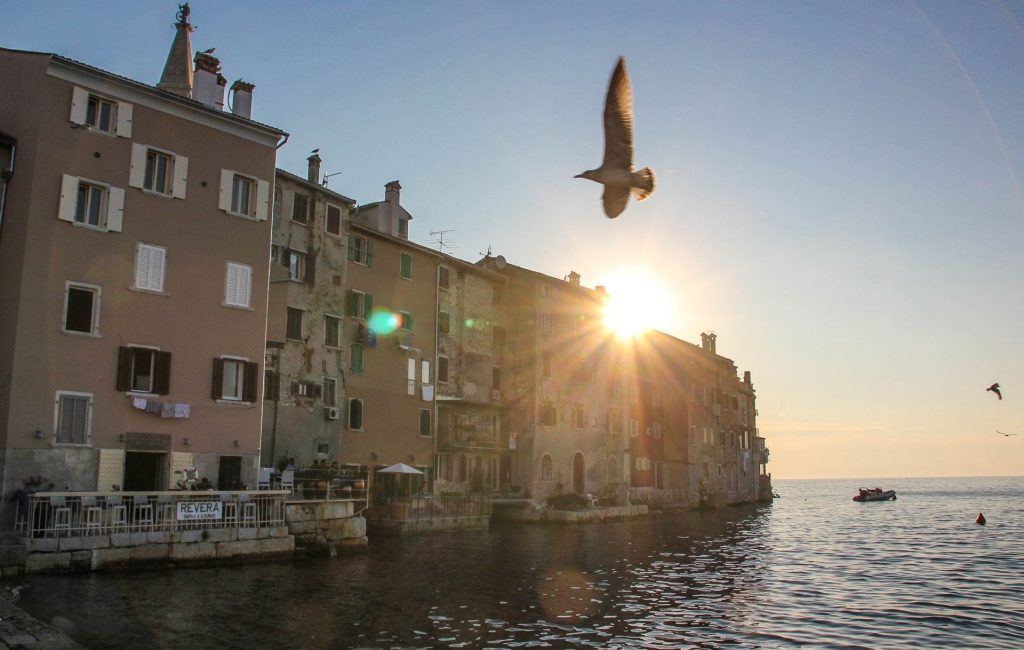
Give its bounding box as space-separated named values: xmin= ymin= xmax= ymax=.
xmin=495 ymin=255 xmax=506 ymax=270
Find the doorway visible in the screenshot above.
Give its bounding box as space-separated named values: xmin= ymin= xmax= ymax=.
xmin=218 ymin=456 xmax=243 ymax=490
xmin=123 ymin=452 xmax=167 ymax=491
xmin=572 ymin=452 xmax=585 ymax=495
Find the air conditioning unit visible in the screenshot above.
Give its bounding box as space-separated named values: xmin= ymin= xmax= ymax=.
xmin=491 ymin=389 xmax=501 ymax=401
xmin=324 ymin=406 xmax=340 ymax=421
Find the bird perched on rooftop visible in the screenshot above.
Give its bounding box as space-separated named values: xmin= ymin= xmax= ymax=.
xmin=987 ymin=383 xmax=1002 ymax=400
xmin=310 ymin=148 xmax=320 ymax=155
xmin=575 ymin=56 xmax=655 ymax=219
xmin=996 ymin=430 xmax=1018 ymax=437
xmin=201 ymin=48 xmax=215 ymax=55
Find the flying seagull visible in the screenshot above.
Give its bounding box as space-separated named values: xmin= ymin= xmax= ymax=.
xmin=575 ymin=56 xmax=655 ymax=219
xmin=996 ymin=430 xmax=1018 ymax=437
xmin=987 ymin=383 xmax=1002 ymax=400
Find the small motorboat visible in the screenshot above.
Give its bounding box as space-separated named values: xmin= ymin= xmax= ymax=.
xmin=853 ymin=487 xmax=896 ymax=502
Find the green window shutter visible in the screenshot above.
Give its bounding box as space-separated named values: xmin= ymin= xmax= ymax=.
xmin=366 ymin=239 xmax=374 ymax=267
xmin=347 ymin=234 xmax=356 ymax=261
xmin=365 ymin=294 xmax=373 ymax=316
xmin=406 ymin=313 xmax=413 ymax=331
xmin=346 ymin=290 xmax=355 ymax=317
xmin=400 ymin=253 xmax=412 ymax=279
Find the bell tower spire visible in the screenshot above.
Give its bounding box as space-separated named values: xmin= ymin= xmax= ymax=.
xmin=157 ymin=3 xmax=195 ymax=98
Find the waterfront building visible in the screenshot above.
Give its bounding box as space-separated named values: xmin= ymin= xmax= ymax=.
xmin=0 ymin=7 xmax=286 ymax=521
xmin=433 ymin=256 xmax=510 ymax=493
xmin=341 ymin=182 xmax=439 ymax=476
xmin=261 ymin=155 xmax=356 ymax=469
xmin=478 ymin=258 xmax=629 ymax=503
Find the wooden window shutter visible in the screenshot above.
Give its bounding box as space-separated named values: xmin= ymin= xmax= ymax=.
xmin=365 ymin=294 xmax=373 ymax=316
xmin=218 ymin=169 xmax=234 ymax=212
xmin=69 ymin=86 xmax=89 ymax=125
xmin=305 ymin=251 xmax=316 ymax=285
xmin=346 ymin=290 xmax=355 ymax=317
xmin=347 ymin=234 xmax=356 ymax=261
xmin=211 ymin=358 xmax=225 ymax=400
xmin=242 ymin=361 xmax=259 ymax=402
xmin=171 ymin=155 xmax=188 ymax=199
xmin=115 ymin=101 xmax=133 ymax=138
xmin=366 ymin=239 xmax=374 ymax=267
xmin=153 ymin=351 xmax=172 ymax=395
xmin=116 ymin=346 xmax=132 ymax=391
xmin=255 ymin=179 xmax=270 ymax=221
xmin=106 ymin=187 xmax=125 ymax=232
xmin=128 ymin=144 xmax=147 ymax=189
xmin=57 ymin=174 xmax=80 ymax=223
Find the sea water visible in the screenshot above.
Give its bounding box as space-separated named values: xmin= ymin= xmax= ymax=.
xmin=15 ymin=476 xmax=1024 ymax=649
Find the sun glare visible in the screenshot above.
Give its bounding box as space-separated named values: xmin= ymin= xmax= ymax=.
xmin=601 ymin=269 xmax=671 ymax=339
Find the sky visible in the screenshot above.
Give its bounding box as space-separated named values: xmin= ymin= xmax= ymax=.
xmin=5 ymin=1 xmax=1024 ymax=479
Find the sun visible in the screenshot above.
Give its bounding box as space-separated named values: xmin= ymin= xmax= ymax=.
xmin=601 ymin=269 xmax=671 ymax=339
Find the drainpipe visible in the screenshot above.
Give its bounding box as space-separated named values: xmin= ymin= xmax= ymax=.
xmin=432 ymin=256 xmax=441 ymax=495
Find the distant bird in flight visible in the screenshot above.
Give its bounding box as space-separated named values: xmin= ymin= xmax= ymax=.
xmin=575 ymin=56 xmax=655 ymax=219
xmin=310 ymin=148 xmax=320 ymax=155
xmin=996 ymin=430 xmax=1018 ymax=437
xmin=987 ymin=383 xmax=1002 ymax=400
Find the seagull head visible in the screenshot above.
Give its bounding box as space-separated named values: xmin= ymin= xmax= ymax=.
xmin=575 ymin=170 xmax=597 ymax=181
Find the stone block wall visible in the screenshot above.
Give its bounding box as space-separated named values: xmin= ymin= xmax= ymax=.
xmin=284 ymin=499 xmax=367 ymax=552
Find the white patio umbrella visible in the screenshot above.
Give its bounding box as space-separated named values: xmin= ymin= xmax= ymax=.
xmin=378 ymin=463 xmax=423 ymax=474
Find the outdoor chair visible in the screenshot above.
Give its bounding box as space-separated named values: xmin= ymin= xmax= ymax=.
xmin=49 ymin=496 xmax=71 ymax=537
xmin=82 ymin=496 xmax=104 ymax=535
xmin=106 ymin=495 xmax=128 ymax=532
xmin=239 ymin=492 xmax=257 ymax=525
xmin=277 ymin=469 xmax=295 ymax=493
xmin=132 ymin=496 xmax=155 ymax=532
xmin=157 ymin=494 xmax=176 ymax=528
xmin=220 ymin=492 xmax=237 ymax=524
xmin=257 ymin=467 xmax=273 ymax=490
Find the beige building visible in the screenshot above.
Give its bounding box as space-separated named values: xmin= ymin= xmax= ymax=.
xmin=0 ymin=8 xmax=285 ymax=519
xmin=262 ymin=156 xmax=356 ymax=468
xmin=342 ymin=182 xmax=439 ymax=475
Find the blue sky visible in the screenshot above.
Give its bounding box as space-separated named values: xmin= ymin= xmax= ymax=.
xmin=6 ymin=1 xmax=1024 ymax=478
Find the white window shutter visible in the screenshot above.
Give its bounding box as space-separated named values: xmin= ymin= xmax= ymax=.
xmin=255 ymin=179 xmax=270 ymax=221
xmin=239 ymin=265 xmax=252 ymax=306
xmin=128 ymin=144 xmax=147 ymax=189
xmin=58 ymin=174 xmax=79 ymax=223
xmin=115 ymin=102 xmax=133 ymax=138
xmin=172 ymin=155 xmax=188 ymax=199
xmin=106 ymin=186 xmax=125 ymax=232
xmin=219 ymin=169 xmax=233 ymax=212
xmin=69 ymin=87 xmax=89 ymax=125
xmin=135 ymin=244 xmax=151 ymax=288
xmin=96 ymin=448 xmax=125 ymax=492
xmin=150 ymin=246 xmax=166 ymax=291
xmin=225 ymin=263 xmax=239 ymax=304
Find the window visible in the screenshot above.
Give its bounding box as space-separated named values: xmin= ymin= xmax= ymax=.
xmin=541 ymin=455 xmax=553 ymax=481
xmin=57 ymin=175 xmax=124 ymax=232
xmin=224 ymin=262 xmax=252 ymax=308
xmin=273 ymin=186 xmax=283 ymax=227
xmin=574 ymin=406 xmax=586 ymax=429
xmin=400 ymin=253 xmax=412 ymax=279
xmin=54 ymin=391 xmax=92 ymax=445
xmin=286 ymin=308 xmax=303 ymax=341
xmin=607 ymin=409 xmax=621 ymax=433
xmin=322 ymin=377 xmax=337 ymax=407
xmin=212 ymin=357 xmax=259 ymax=402
xmin=347 ymin=290 xmax=372 ymax=320
xmin=326 ymin=204 xmax=342 ymax=236
xmin=291 ymin=192 xmax=309 ymax=225
xmin=348 ymin=398 xmax=364 ymax=430
xmin=540 ymin=403 xmax=556 ymax=426
xmin=348 ymin=234 xmax=373 ymax=265
xmin=492 ymin=366 xmax=501 ymax=390
xmin=116 ymin=346 xmax=171 ymax=395
xmin=437 ymin=356 xmax=449 ymax=383
xmin=399 ymin=311 xmax=413 ymax=331
xmin=70 ymin=87 xmax=131 ymax=137
xmin=134 ymin=243 xmax=166 ymax=292
xmin=324 ymin=315 xmax=342 ymax=348
xmin=540 ymin=313 xmax=553 ymax=334
xmin=703 ymin=427 xmax=714 ymax=445
xmin=653 ymin=422 xmax=662 ymax=438
xmin=63 ymin=282 xmax=100 ymax=335
xmin=629 ymin=419 xmax=639 ymax=437
xmin=350 ymin=343 xmax=364 ymax=373
xmin=288 ymin=250 xmax=306 ymax=282
xmin=493 ymin=326 xmax=505 ymax=349
xmin=407 ymin=358 xmax=416 ymax=396
xmin=218 ymin=170 xmax=269 ymax=220
xmin=419 ymin=409 xmax=431 ymax=437
xmin=130 ymin=144 xmax=187 ymax=198
xmin=439 ymin=310 xmax=450 ymax=334
xmin=438 ymin=266 xmax=450 ymax=289
xmin=398 ymin=217 xmax=408 ymax=237
xmin=542 ymin=351 xmax=552 ymax=377
xmin=421 ymin=360 xmax=431 ymax=387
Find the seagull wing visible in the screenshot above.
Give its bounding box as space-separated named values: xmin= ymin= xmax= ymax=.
xmin=602 ymin=186 xmax=630 ymax=219
xmin=602 ymin=57 xmax=634 ymax=172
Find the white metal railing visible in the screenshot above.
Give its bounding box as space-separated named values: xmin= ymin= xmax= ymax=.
xmin=20 ymin=491 xmax=289 ymax=538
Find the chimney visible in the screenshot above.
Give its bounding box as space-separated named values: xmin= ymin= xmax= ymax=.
xmin=229 ymin=79 xmax=255 ymax=119
xmin=385 ymin=180 xmax=401 ymax=206
xmin=567 ymin=271 xmax=581 ymax=286
xmin=192 ymin=50 xmax=224 ymax=109
xmin=700 ymin=332 xmax=717 ymax=354
xmin=744 ymin=370 xmax=752 ymax=386
xmin=307 ymin=153 xmax=322 ymax=184
xmin=157 ymin=4 xmax=195 ymax=98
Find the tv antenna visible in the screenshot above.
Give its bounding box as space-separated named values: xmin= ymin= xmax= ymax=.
xmin=479 ymin=245 xmax=492 ymax=257
xmin=321 ymin=171 xmax=342 ymax=187
xmin=430 ymin=229 xmax=455 ymax=253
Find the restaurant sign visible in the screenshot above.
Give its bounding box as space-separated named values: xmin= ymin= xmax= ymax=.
xmin=176 ymin=501 xmax=223 ymax=521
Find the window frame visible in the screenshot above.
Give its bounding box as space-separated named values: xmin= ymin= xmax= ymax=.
xmin=291 ymin=191 xmax=310 ymax=225
xmin=399 ymin=252 xmax=412 ymax=280
xmin=62 ymin=281 xmax=101 ymax=337
xmin=419 ymin=409 xmax=431 ymax=437
xmin=212 ymin=355 xmax=259 ymax=403
xmin=437 ymin=355 xmax=449 ymax=384
xmin=349 ymin=234 xmax=373 ymax=266
xmin=116 ymin=345 xmax=171 ymax=396
xmin=322 ymin=377 xmax=337 ymax=407
xmin=399 ymin=311 xmax=413 ymax=332
xmin=133 ymin=242 xmax=167 ymax=293
xmin=438 ymin=310 xmax=450 ymax=334
xmin=58 ymin=174 xmax=124 ymax=233
xmin=70 ymin=87 xmax=131 ymax=137
xmin=286 ymin=307 xmax=304 ymax=341
xmin=324 ymin=314 xmax=343 ymax=349
xmin=325 ymin=203 xmax=342 ymax=237
xmin=231 ymin=173 xmax=256 ymax=217
xmin=541 ymin=454 xmax=553 ymax=481
xmin=53 ymin=390 xmax=93 ymax=447
xmin=218 ymin=169 xmax=269 ymax=220
xmin=288 ymin=250 xmax=306 ymax=282
xmin=348 ymin=290 xmax=370 ymax=320
xmin=350 ymin=343 xmax=365 ymax=373
xmin=438 ymin=266 xmax=451 ymax=290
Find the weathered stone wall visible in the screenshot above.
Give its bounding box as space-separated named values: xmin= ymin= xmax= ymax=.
xmin=285 ymin=499 xmax=367 ymax=552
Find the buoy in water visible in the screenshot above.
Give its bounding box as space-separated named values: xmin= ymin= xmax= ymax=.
xmin=976 ymin=512 xmax=986 ymax=525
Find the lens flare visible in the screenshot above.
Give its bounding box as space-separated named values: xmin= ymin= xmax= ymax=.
xmin=368 ymin=309 xmax=402 ymax=335
xmin=601 ymin=269 xmax=671 ymax=339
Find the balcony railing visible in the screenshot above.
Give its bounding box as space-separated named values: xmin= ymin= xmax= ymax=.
xmin=370 ymin=494 xmax=492 ymax=521
xmin=19 ymin=491 xmax=289 ymax=539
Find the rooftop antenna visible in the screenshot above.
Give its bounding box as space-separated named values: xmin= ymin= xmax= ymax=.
xmin=479 ymin=245 xmax=492 ymax=257
xmin=321 ymin=171 xmax=342 ymax=187
xmin=430 ymin=229 xmax=455 ymax=253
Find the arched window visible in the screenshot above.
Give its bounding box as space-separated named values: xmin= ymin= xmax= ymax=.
xmin=541 ymin=454 xmax=553 ymax=481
